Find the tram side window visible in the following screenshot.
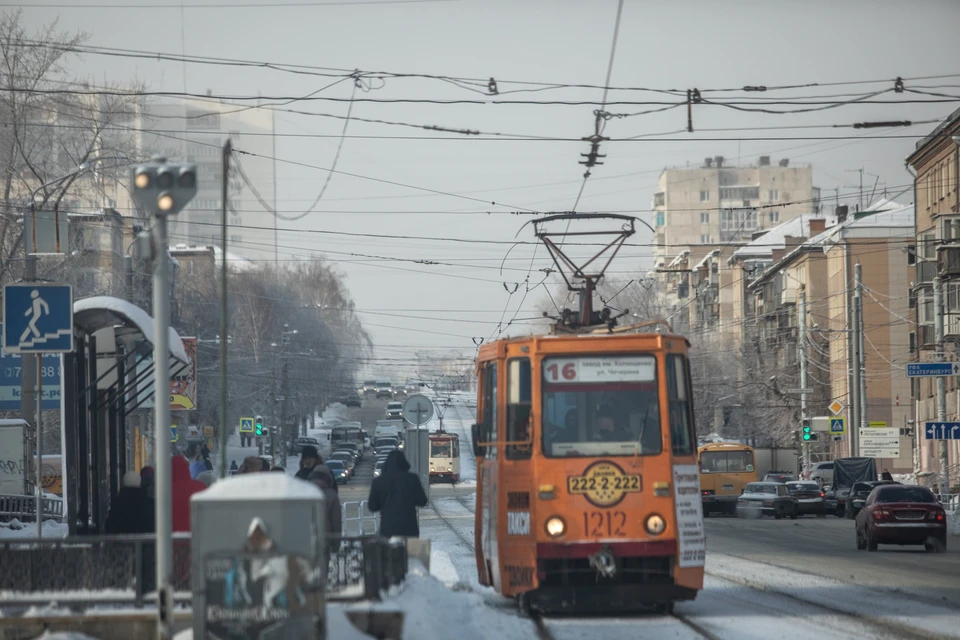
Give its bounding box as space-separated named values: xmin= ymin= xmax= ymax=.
xmin=481 ymin=363 xmax=498 ymax=459
xmin=667 ymin=355 xmax=696 ymax=456
xmin=506 ymin=358 xmax=532 ymax=460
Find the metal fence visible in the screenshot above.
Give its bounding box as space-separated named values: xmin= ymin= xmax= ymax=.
xmin=342 ymin=500 xmax=380 ymax=537
xmin=0 ymin=494 xmax=63 ymax=522
xmin=935 ymin=493 xmax=959 ymax=514
xmin=0 ymin=532 xmax=406 ymax=609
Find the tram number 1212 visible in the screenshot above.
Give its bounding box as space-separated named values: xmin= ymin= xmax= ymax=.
xmin=583 ymin=511 xmax=626 ymax=537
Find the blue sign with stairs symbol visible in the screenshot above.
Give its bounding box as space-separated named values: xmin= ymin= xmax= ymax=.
xmin=2 ymin=284 xmax=73 ymax=354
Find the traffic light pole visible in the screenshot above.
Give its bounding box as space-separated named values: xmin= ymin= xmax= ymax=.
xmin=934 ymin=276 xmax=949 ymax=494
xmin=152 ymin=213 xmax=174 ymax=639
xmin=799 ymin=285 xmax=810 ymax=474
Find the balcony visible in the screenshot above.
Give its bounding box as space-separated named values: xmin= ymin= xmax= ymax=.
xmin=916 ymin=324 xmax=935 ymax=350
xmin=915 ymin=260 xmax=936 ymax=288
xmin=653 ymin=192 xmax=665 ymax=207
xmin=938 ymin=245 xmax=960 ymax=280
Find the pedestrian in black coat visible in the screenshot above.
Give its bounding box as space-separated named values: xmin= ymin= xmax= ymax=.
xmin=368 ymin=450 xmax=428 ymax=538
xmin=105 ymin=471 xmax=155 ymax=534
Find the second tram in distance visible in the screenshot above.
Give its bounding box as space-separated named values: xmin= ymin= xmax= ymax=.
xmin=471 ymin=330 xmax=705 ymax=613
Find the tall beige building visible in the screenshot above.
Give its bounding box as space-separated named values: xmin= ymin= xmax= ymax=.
xmin=652 ymin=155 xmax=819 ymax=264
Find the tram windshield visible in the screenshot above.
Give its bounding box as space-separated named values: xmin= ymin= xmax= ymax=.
xmin=431 ymin=441 xmax=452 ymax=458
xmin=541 ymin=356 xmax=662 ymax=457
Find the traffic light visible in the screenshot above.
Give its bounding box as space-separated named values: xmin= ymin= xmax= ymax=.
xmin=130 ymin=156 xmax=197 ymax=216
xmin=255 ymin=415 xmax=264 ymax=437
xmin=802 ymin=419 xmax=813 ymax=441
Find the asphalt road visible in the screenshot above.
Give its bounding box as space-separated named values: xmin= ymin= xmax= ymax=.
xmin=705 ymin=513 xmax=960 ymax=608
xmin=335 ymin=394 xmax=391 ymax=502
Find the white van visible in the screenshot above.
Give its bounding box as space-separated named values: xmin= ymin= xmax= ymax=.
xmin=808 ymin=461 xmax=834 ymax=485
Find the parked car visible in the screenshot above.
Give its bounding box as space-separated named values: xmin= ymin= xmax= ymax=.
xmin=385 ymin=401 xmax=404 ymax=420
xmin=736 ymin=482 xmax=799 ymax=520
xmin=785 ymin=481 xmax=827 ymax=517
xmin=763 ymin=471 xmax=798 ymax=484
xmin=850 ymin=480 xmax=900 ymax=518
xmin=855 ymin=484 xmax=947 ymax=552
xmin=291 ymin=436 xmax=321 ymax=455
xmin=329 ymin=450 xmax=356 ymax=477
xmin=325 ymin=460 xmax=349 ymax=484
xmin=808 ymin=461 xmax=835 ymax=485
xmin=344 ymin=394 xmax=362 ymax=408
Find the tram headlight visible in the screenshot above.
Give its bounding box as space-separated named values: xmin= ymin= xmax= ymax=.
xmin=545 ymin=516 xmax=566 ymax=538
xmin=645 ymin=514 xmax=666 ymax=536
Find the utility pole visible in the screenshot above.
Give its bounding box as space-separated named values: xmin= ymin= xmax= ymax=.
xmin=850 ymin=265 xmax=862 ymax=457
xmin=799 ymin=285 xmax=810 ymax=473
xmin=934 ymin=276 xmax=949 ymax=493
xmin=218 ymin=140 xmax=231 ymax=478
xmin=20 ymin=255 xmax=36 ymax=434
xmin=845 ymin=168 xmax=864 ymax=211
xmin=856 ymin=263 xmax=867 ymax=434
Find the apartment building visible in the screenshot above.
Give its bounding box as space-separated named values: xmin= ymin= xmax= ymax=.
xmin=141 ymin=97 xmax=278 ymax=263
xmin=907 ymin=108 xmax=960 ymax=480
xmin=651 ymin=156 xmax=819 ymax=264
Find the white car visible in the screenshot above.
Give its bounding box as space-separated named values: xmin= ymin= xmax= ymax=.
xmin=808 ymin=461 xmax=834 ymax=485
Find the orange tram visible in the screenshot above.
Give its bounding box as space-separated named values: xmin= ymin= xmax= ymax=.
xmin=471 ymin=330 xmax=705 ymax=613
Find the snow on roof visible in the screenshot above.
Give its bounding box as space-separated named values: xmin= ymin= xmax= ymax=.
xmin=667 ymin=250 xmax=690 ymax=268
xmin=211 ymin=245 xmax=258 ymax=272
xmin=838 ymin=202 xmax=914 ymax=230
xmin=731 ymin=213 xmax=831 ymax=260
xmin=191 ymin=472 xmax=323 ymax=502
xmin=73 ymin=296 xmax=189 ymax=364
xmin=692 ymin=250 xmax=718 ymax=272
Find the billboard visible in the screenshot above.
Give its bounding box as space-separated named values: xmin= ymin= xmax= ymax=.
xmin=0 ymin=350 xmax=61 ymax=411
xmin=170 ymin=337 xmax=197 ymax=411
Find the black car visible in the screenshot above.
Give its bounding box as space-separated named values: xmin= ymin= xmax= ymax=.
xmin=785 ymin=481 xmax=826 ymax=517
xmin=344 ymin=394 xmax=362 ymax=408
xmin=736 ymin=482 xmax=799 ymax=519
xmin=849 ymin=480 xmax=900 ymax=518
xmin=291 ymin=436 xmax=321 ymax=455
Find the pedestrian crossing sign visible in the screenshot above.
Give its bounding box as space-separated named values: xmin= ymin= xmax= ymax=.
xmin=829 ymin=417 xmax=846 ymax=435
xmin=239 ymin=417 xmax=254 ymax=433
xmin=170 ymin=426 xmax=178 ymax=443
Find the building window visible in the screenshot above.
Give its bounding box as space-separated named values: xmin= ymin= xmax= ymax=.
xmin=769 ymin=189 xmax=779 ymax=201
xmin=655 ymin=211 xmax=665 ymax=227
xmin=700 ymin=190 xmax=710 ymax=202
xmin=230 ymin=234 xmax=242 ymax=243
xmin=700 ymin=212 xmax=709 ymax=224
xmin=700 ymin=234 xmax=711 ymax=244
xmin=769 ymin=211 xmax=780 ymax=224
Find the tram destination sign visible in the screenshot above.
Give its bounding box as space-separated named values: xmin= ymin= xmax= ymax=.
xmin=543 ymin=356 xmax=655 ymax=384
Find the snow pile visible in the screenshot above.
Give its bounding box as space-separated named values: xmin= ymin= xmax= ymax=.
xmin=0 ymin=518 xmax=68 ymax=539
xmin=22 ymin=602 xmax=72 ymax=617
xmin=378 ymin=563 xmax=536 ymax=640
xmin=30 ymin=633 xmax=101 ymax=640
xmin=192 ymin=472 xmax=321 ymax=502
xmin=321 ymin=403 xmax=349 ymax=425
xmin=949 ymin=508 xmax=960 ymax=537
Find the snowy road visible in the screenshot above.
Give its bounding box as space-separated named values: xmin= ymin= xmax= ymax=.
xmin=413 ymin=396 xmax=960 ymax=639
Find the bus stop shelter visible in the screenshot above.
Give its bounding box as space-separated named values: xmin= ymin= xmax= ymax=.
xmin=63 ymin=296 xmax=190 ymax=535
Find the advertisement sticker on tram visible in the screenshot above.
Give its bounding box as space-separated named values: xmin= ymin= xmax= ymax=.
xmin=567 ymin=460 xmax=642 ymax=507
xmin=673 ymin=464 xmax=706 ymax=567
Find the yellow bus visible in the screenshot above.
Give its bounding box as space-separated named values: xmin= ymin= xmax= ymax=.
xmin=698 ymin=443 xmax=757 ymax=516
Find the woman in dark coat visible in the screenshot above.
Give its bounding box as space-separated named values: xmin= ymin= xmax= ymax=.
xmin=367 ymin=450 xmax=428 ymax=538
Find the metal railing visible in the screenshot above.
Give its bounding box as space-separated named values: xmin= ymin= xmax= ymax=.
xmin=0 ymin=532 xmax=406 ymax=609
xmin=342 ymin=500 xmax=380 ymax=537
xmin=934 ymin=493 xmax=959 ymax=514
xmin=0 ymin=493 xmax=64 ymax=522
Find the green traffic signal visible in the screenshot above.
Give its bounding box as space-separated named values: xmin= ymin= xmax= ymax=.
xmin=802 ymin=422 xmax=812 ymax=441
xmin=255 ymin=415 xmax=263 ymax=437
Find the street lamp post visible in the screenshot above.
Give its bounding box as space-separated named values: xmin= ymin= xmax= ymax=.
xmin=129 ymin=157 xmax=196 ymax=640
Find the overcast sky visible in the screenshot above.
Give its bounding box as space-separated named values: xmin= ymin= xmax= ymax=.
xmin=16 ymin=0 xmax=960 ymax=377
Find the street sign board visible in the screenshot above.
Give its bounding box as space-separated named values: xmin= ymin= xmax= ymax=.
xmin=828 ymin=400 xmax=844 ymax=416
xmin=402 ymin=394 xmax=434 ymax=426
xmin=868 ymin=421 xmax=887 ymax=428
xmin=239 ymin=417 xmax=254 ymax=433
xmin=787 ymin=388 xmax=811 ymax=394
xmin=829 ymin=417 xmax=846 ymax=435
xmin=858 ymin=427 xmax=899 ymax=458
xmin=170 ymin=427 xmax=178 ymax=443
xmin=906 ymin=362 xmax=960 ymax=377
xmin=924 ymin=422 xmax=960 ymax=440
xmin=2 ymin=283 xmax=73 ymax=354
xmin=0 ymin=340 xmax=61 ymax=410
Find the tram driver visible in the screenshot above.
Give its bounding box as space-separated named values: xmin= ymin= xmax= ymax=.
xmin=594 ymin=404 xmax=633 ymax=442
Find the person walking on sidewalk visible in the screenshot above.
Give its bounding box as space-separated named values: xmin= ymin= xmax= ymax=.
xmin=295 ymin=446 xmax=321 ymax=480
xmin=368 ymin=450 xmax=427 ymax=538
